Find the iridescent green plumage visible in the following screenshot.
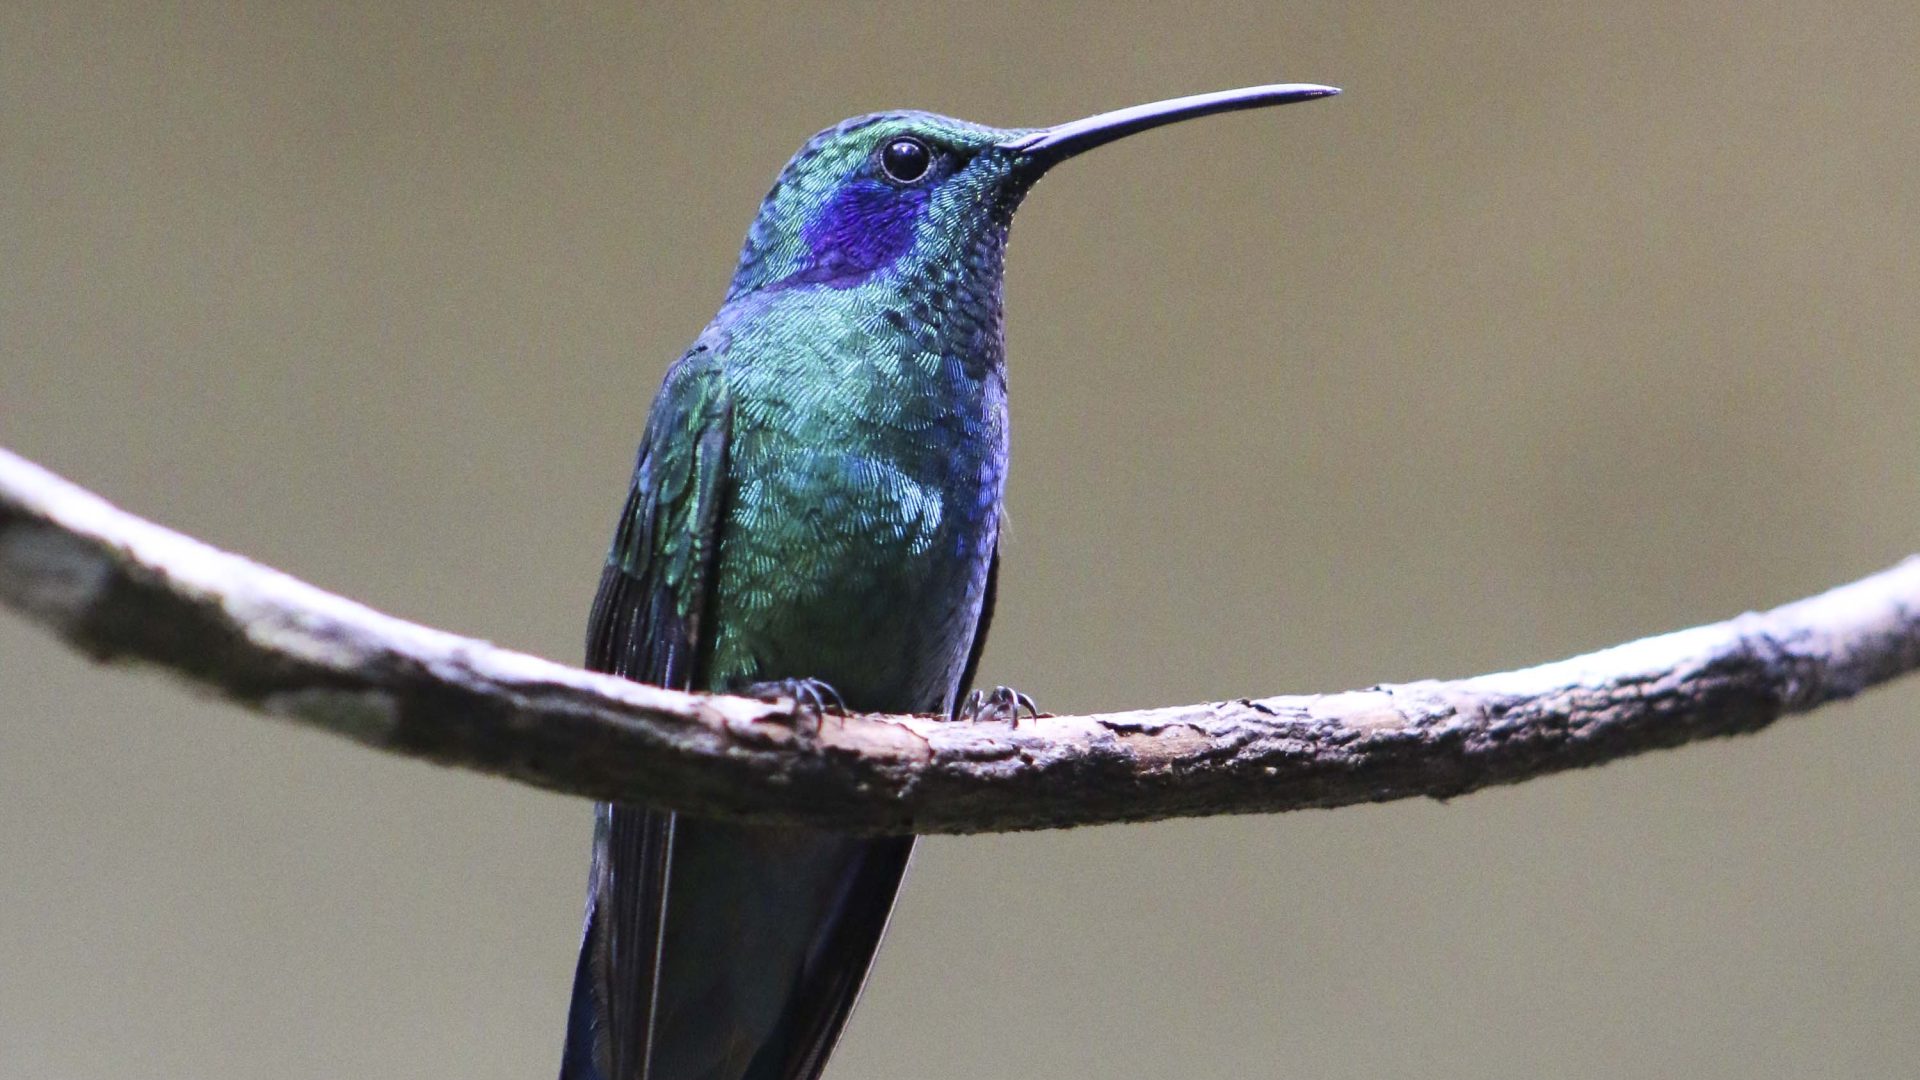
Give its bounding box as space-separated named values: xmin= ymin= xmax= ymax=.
xmin=562 ymin=83 xmax=1337 ymax=1080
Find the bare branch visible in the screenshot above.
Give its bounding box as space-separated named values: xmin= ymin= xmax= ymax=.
xmin=3 ymin=446 xmax=1917 ymax=834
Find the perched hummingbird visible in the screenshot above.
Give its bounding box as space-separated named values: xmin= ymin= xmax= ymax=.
xmin=561 ymin=82 xmax=1338 ymax=1080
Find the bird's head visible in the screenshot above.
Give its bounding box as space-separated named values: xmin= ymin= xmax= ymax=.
xmin=723 ymin=84 xmax=1339 ymax=301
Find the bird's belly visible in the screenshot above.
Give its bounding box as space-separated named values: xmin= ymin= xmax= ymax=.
xmin=709 ymin=448 xmax=998 ymax=714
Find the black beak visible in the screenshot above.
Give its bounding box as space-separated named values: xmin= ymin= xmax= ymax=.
xmin=1000 ymin=83 xmax=1339 ymax=172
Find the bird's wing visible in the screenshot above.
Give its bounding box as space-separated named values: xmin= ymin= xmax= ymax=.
xmin=563 ymin=346 xmax=732 ymax=1080
xmin=584 ymin=346 xmax=732 ymax=686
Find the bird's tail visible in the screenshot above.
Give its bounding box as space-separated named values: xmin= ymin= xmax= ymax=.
xmin=560 ymin=803 xmax=914 ymax=1080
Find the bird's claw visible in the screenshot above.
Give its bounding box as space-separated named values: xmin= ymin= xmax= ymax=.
xmin=740 ymin=677 xmax=848 ymax=733
xmin=957 ymin=685 xmax=1039 ymax=725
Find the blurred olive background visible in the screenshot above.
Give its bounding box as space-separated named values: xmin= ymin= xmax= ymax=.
xmin=4 ymin=2 xmax=1919 ymax=1077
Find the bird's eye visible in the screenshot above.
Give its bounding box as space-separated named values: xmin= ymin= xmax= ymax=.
xmin=879 ymin=137 xmax=932 ymax=184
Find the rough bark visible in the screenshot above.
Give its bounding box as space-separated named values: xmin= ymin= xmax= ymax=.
xmin=3 ymin=447 xmax=1916 ymax=834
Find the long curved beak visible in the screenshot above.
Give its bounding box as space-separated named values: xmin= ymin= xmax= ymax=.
xmin=1000 ymin=83 xmax=1339 ymax=171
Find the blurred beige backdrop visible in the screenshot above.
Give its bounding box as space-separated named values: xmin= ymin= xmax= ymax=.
xmin=4 ymin=2 xmax=1919 ymax=1077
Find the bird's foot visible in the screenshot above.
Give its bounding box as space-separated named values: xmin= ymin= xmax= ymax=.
xmin=738 ymin=677 xmax=848 ymax=733
xmin=956 ymin=685 xmax=1039 ymax=725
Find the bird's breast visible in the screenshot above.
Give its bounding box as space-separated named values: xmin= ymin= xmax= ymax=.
xmin=707 ymin=370 xmax=1006 ymax=713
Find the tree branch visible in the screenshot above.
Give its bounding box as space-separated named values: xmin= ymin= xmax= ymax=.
xmin=3 ymin=446 xmax=1917 ymax=834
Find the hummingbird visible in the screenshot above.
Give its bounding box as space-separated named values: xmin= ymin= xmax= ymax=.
xmin=560 ymin=82 xmax=1338 ymax=1080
